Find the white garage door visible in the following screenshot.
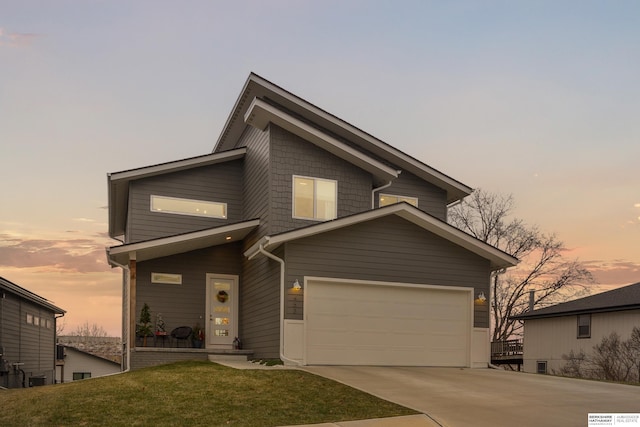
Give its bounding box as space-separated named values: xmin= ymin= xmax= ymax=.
xmin=305 ymin=279 xmax=472 ymax=366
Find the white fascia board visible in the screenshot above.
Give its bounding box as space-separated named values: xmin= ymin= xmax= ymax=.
xmin=109 ymin=148 xmax=246 ymax=182
xmin=247 ymin=204 xmax=517 ymax=270
xmin=244 ymin=97 xmax=399 ymax=183
xmin=220 ymin=74 xmax=470 ymax=201
xmin=393 ymin=208 xmax=519 ymax=270
xmin=108 ymin=219 xmax=260 ymax=265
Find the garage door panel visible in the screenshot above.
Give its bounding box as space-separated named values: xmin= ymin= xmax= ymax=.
xmin=306 ymin=280 xmax=471 ymax=366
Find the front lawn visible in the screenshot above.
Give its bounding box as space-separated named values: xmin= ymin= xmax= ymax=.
xmin=0 ymin=361 xmax=416 ymax=426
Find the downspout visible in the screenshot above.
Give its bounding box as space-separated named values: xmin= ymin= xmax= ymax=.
xmin=54 ymin=312 xmax=65 ymax=383
xmin=107 ymin=254 xmax=132 ymax=373
xmin=371 ymin=180 xmax=394 ymax=209
xmin=371 ymin=171 xmax=400 ymax=209
xmin=251 ymin=243 xmax=299 ymax=366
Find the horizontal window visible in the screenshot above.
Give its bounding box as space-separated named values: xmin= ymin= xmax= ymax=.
xmin=379 ymin=194 xmax=418 ymax=207
xmin=150 ymin=195 xmax=226 ymax=219
xmin=293 ymin=176 xmax=337 ymax=221
xmin=73 ymin=372 xmax=91 ymax=381
xmin=151 ymin=272 xmax=182 ymax=285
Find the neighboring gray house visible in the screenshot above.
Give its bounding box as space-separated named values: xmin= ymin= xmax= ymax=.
xmin=56 ymin=345 xmax=121 ymax=383
xmin=106 ymin=73 xmax=518 ymax=370
xmin=0 ymin=276 xmax=65 ymax=388
xmin=513 ymin=282 xmax=640 ymax=375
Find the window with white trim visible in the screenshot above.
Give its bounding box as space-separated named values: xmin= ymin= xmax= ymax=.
xmin=293 ymin=176 xmax=337 ymax=220
xmin=379 ymin=194 xmax=418 ymax=207
xmin=150 ymin=195 xmax=226 ymax=219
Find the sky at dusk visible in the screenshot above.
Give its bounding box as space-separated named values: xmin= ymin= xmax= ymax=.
xmin=1 ymin=1 xmax=639 ymax=337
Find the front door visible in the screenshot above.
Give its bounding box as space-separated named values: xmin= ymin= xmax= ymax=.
xmin=206 ymin=274 xmax=238 ymax=349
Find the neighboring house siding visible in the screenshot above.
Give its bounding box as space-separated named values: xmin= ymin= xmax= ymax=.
xmin=0 ymin=292 xmax=56 ymax=388
xmin=283 ymin=215 xmax=491 ymax=327
xmin=62 ymin=348 xmax=120 ymax=382
xmin=126 ymin=160 xmax=244 ymax=243
xmin=381 ymin=171 xmax=448 ymax=220
xmin=135 ymin=243 xmax=243 ymax=336
xmin=240 ymin=249 xmax=282 ymax=359
xmin=240 ymin=125 xmax=270 ymax=245
xmin=269 ymin=124 xmax=372 ymax=235
xmin=522 ymin=309 xmax=640 ymax=374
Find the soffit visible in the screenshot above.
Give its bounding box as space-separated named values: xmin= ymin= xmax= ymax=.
xmin=107 ymin=219 xmax=260 ymax=266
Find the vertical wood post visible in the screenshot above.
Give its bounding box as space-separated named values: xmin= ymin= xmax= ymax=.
xmin=129 ymin=258 xmax=137 ymax=349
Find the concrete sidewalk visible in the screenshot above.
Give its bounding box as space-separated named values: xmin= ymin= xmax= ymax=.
xmin=279 ymin=414 xmax=439 ymax=427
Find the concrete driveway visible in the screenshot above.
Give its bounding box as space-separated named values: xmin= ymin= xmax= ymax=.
xmin=301 ymin=366 xmax=640 ymax=427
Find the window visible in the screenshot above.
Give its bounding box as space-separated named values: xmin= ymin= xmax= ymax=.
xmin=577 ymin=314 xmax=591 ymax=338
xmin=26 ymin=313 xmax=33 ymax=324
xmin=150 ymin=195 xmax=226 ymax=219
xmin=536 ymin=361 xmax=547 ymax=374
xmin=151 ymin=272 xmax=182 ymax=285
xmin=73 ymin=372 xmax=92 ymax=381
xmin=293 ymin=176 xmax=337 ymax=220
xmin=379 ymin=194 xmax=418 ymax=207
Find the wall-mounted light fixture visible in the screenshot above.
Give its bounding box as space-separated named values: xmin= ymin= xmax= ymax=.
xmin=292 ymin=279 xmax=302 ymax=290
xmin=475 ymin=291 xmax=487 ymax=304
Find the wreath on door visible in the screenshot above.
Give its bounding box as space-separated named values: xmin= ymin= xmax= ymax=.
xmin=216 ymin=290 xmax=229 ymax=303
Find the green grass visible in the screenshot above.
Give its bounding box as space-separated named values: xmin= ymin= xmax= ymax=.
xmin=0 ymin=361 xmax=416 ymax=426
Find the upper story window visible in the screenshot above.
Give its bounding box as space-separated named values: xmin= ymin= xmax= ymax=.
xmin=577 ymin=314 xmax=591 ymax=338
xmin=150 ymin=195 xmax=227 ymax=219
xmin=293 ymin=176 xmax=337 ymax=221
xmin=379 ymin=194 xmax=418 ymax=207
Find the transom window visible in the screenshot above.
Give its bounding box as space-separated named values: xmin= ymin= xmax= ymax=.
xmin=150 ymin=195 xmax=226 ymax=219
xmin=293 ymin=176 xmax=337 ymax=221
xmin=379 ymin=194 xmax=418 ymax=207
xmin=577 ymin=314 xmax=591 ymax=338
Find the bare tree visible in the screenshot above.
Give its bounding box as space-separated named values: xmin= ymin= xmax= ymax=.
xmin=449 ymin=189 xmax=593 ymax=341
xmin=72 ymin=321 xmax=109 ymax=339
xmin=558 ymin=328 xmax=640 ymax=383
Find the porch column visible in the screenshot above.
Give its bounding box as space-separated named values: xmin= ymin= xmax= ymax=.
xmin=129 ymin=256 xmax=136 ymax=349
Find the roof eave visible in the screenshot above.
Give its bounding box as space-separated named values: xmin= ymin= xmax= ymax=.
xmin=245 ymin=204 xmax=518 ymax=271
xmin=107 ymin=219 xmax=260 ymax=266
xmin=244 ymin=97 xmax=399 ymax=184
xmin=214 ymin=73 xmax=472 ymax=202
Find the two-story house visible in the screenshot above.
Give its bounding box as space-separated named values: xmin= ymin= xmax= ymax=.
xmin=106 ymin=73 xmax=517 ymax=370
xmin=0 ymin=276 xmax=65 ymax=387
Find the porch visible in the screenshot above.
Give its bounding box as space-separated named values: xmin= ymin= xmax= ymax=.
xmin=130 ymin=347 xmax=254 ymax=370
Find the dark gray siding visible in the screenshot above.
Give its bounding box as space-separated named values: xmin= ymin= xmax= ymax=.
xmin=237 ymin=125 xmax=282 ymax=359
xmin=239 ymin=125 xmax=270 ymax=245
xmin=269 ymin=124 xmax=372 ymax=235
xmin=239 ymin=247 xmax=282 ymax=360
xmin=0 ymin=292 xmax=57 ymax=388
xmin=126 ymin=160 xmax=244 ymax=243
xmin=378 ymin=171 xmax=448 ymax=220
xmin=135 ymin=242 xmax=243 ymax=342
xmin=283 ymin=215 xmax=491 ymax=327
